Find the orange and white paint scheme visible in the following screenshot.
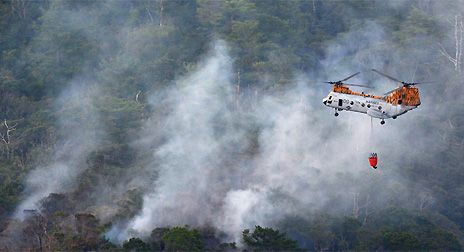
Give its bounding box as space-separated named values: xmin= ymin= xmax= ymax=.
xmin=322 ymin=70 xmax=421 ymax=125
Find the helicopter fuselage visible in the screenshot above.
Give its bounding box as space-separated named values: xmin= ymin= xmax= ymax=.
xmin=322 ymin=86 xmax=420 ymax=122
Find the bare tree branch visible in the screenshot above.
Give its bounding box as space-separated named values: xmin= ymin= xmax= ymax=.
xmin=362 ymin=194 xmax=372 ymax=225
xmin=439 ymin=15 xmax=463 ymax=72
xmin=439 ymin=42 xmax=457 ymax=65
xmin=10 ymin=0 xmax=31 ymax=20
xmin=352 ymin=192 xmax=360 ymax=219
xmin=0 ymin=119 xmax=18 ymax=159
xmin=146 ymin=7 xmax=154 ymax=23
xmin=136 ymin=90 xmax=141 ymax=103
xmin=159 ymin=0 xmax=164 ymax=27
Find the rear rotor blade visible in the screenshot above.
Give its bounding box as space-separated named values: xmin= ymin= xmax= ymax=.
xmin=341 ymin=72 xmax=361 ymax=82
xmin=344 ymin=83 xmax=374 ymax=88
xmin=383 ymin=86 xmax=403 ymax=96
xmin=409 ymin=81 xmax=435 ymax=85
xmin=372 ymin=69 xmax=403 ymax=83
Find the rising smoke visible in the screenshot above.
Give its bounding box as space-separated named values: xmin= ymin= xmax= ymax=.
xmin=120 ymin=28 xmax=427 ymax=243
xmin=6 ymin=0 xmax=462 ymax=247
xmin=14 ymin=81 xmax=103 ymax=220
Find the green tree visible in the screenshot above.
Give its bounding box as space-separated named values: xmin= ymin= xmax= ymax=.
xmin=394 ymin=8 xmax=441 ymax=47
xmin=0 ymin=180 xmax=23 ymax=217
xmin=123 ymin=237 xmax=150 ymax=251
xmin=26 ymin=1 xmax=100 ymax=97
xmin=162 ymin=226 xmax=204 ymax=252
xmin=424 ymin=230 xmax=461 ymax=251
xmin=334 ymin=216 xmax=362 ymax=251
xmin=150 ymin=227 xmax=170 ymax=251
xmin=242 ymin=225 xmax=307 ymax=251
xmin=383 ymin=231 xmax=422 ymax=251
xmin=309 ymin=223 xmax=335 ymax=252
xmin=114 ymin=189 xmax=144 ymax=221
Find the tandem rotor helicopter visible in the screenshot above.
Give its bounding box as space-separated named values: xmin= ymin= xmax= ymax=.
xmin=322 ymin=69 xmax=424 ymax=125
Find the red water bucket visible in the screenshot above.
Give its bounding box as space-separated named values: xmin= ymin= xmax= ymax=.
xmin=369 ymin=153 xmax=378 ymax=168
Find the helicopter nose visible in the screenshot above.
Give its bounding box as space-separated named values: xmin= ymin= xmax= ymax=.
xmin=322 ymin=99 xmax=327 ymax=105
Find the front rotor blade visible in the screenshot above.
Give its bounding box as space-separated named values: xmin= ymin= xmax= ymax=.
xmin=280 ymin=79 xmax=319 ymax=84
xmin=341 ymin=72 xmax=361 ymax=82
xmin=372 ymin=69 xmax=403 ymax=83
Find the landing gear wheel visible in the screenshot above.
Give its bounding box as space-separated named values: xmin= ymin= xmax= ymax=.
xmin=380 ymin=120 xmax=385 ymax=125
xmin=335 ymin=112 xmax=339 ymax=117
xmin=392 ymin=116 xmax=397 ymax=119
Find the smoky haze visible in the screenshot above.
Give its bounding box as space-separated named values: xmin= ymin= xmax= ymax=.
xmin=119 ymin=27 xmax=435 ymax=243
xmin=14 ymin=82 xmax=103 ymax=220
xmin=3 ymin=0 xmax=462 ymax=248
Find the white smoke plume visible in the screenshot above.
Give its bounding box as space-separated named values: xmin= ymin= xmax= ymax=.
xmin=122 ymin=28 xmax=425 ymax=243
xmin=7 ymin=1 xmax=456 ymax=246
xmin=14 ymin=82 xmax=102 ymax=219
xmin=129 ymin=40 xmax=244 ymax=232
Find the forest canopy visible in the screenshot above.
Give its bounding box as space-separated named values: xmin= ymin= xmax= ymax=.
xmin=1 ymin=0 xmax=464 ymax=250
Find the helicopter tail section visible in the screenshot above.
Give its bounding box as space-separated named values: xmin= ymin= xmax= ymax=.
xmin=385 ymin=86 xmax=421 ymax=106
